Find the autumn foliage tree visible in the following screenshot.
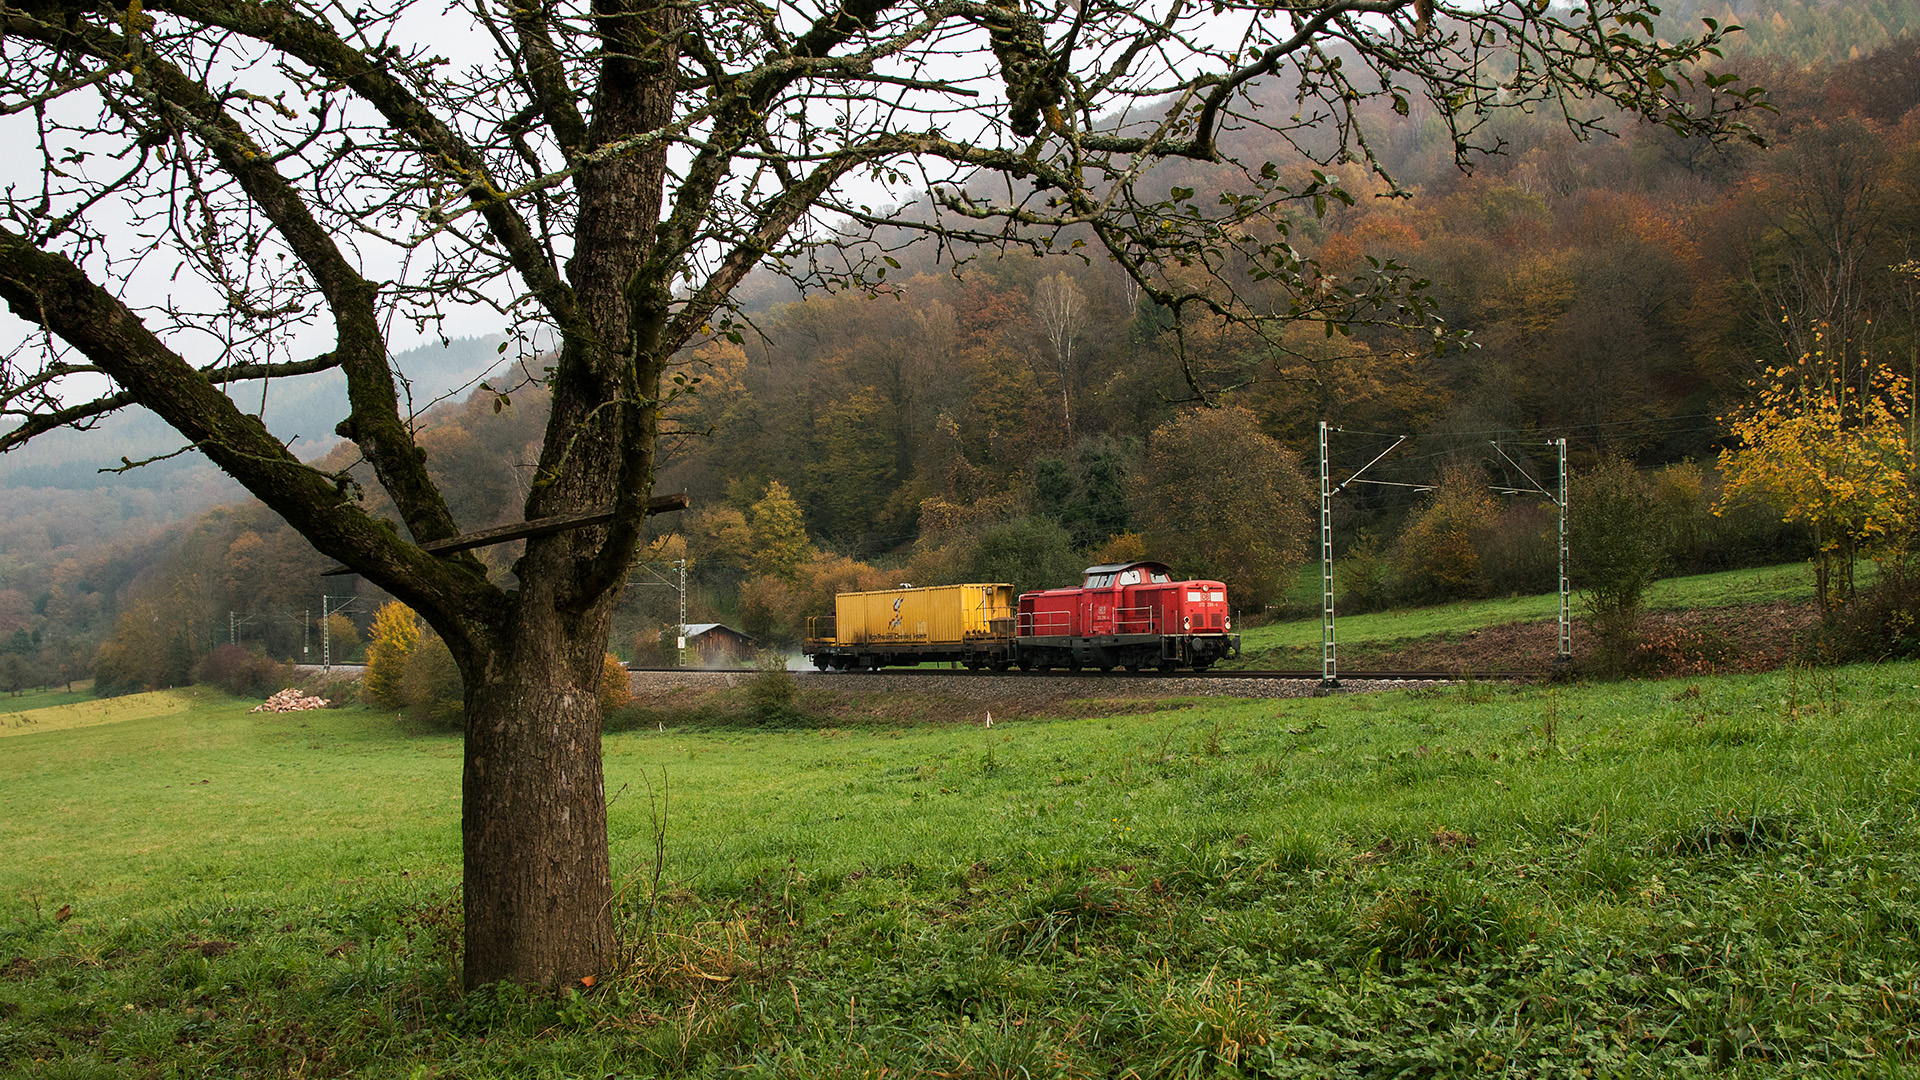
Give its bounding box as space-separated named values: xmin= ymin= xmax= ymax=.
xmin=363 ymin=602 xmax=422 ymax=710
xmin=1392 ymin=464 xmax=1500 ymax=604
xmin=1719 ymin=349 xmax=1914 ymax=612
xmin=1136 ymin=408 xmax=1311 ymax=609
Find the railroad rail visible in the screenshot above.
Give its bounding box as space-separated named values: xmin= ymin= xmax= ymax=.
xmin=627 ymin=666 xmax=1540 ymax=681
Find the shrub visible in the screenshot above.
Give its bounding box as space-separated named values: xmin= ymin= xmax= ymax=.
xmin=1806 ymin=562 xmax=1920 ymax=664
xmin=724 ymin=651 xmax=824 ymax=727
xmin=744 ymin=651 xmax=797 ymax=721
xmin=1392 ymin=464 xmax=1498 ymax=604
xmin=195 ymin=644 xmax=294 ymax=698
xmin=599 ymin=652 xmax=634 ymax=714
xmin=1569 ymin=457 xmax=1667 ymax=676
xmin=1336 ymin=532 xmax=1398 ymax=614
xmin=400 ymin=634 xmax=464 ymax=730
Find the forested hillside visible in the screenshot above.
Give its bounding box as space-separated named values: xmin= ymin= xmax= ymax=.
xmin=3 ymin=12 xmax=1917 ymax=686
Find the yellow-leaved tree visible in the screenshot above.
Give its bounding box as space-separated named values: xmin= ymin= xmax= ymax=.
xmin=1719 ymin=349 xmax=1914 ymax=613
xmin=363 ymin=601 xmax=422 ymax=708
xmin=598 ymin=653 xmax=633 ymax=715
xmin=746 ymin=481 xmax=813 ymax=580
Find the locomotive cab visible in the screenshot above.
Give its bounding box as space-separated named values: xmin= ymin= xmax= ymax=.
xmin=1015 ymin=560 xmax=1239 ymax=672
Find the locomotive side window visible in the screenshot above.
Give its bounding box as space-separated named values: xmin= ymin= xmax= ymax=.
xmin=1150 ymin=571 xmax=1170 ymax=583
xmin=1119 ymin=569 xmax=1141 ymax=585
xmin=1085 ymin=572 xmax=1115 ymax=588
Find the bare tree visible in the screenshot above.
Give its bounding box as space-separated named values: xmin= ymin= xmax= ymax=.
xmin=1031 ymin=270 xmax=1090 ymax=438
xmin=0 ymin=0 xmax=1760 ymax=987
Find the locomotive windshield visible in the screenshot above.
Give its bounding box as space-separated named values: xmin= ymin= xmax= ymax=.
xmin=1085 ymin=572 xmax=1115 ymax=588
xmin=1150 ymin=570 xmax=1170 ymax=583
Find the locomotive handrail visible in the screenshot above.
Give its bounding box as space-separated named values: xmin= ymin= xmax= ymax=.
xmin=1018 ymin=610 xmax=1073 ymax=636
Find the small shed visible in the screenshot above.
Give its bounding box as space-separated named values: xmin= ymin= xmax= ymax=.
xmin=680 ymin=623 xmax=757 ymax=666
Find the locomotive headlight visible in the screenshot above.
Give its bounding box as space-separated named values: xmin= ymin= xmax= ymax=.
xmin=1183 ymin=616 xmax=1191 ymax=630
xmin=1225 ymin=616 xmax=1231 ymax=630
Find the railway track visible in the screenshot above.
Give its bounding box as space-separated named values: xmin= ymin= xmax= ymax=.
xmin=627 ymin=666 xmax=1539 ymax=681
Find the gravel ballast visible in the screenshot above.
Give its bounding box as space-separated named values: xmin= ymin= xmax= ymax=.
xmin=628 ymin=669 xmax=1450 ymax=708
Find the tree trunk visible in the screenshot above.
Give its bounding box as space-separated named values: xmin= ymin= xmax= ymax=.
xmin=459 ymin=606 xmax=614 ymax=988
xmin=445 ymin=0 xmax=680 ymax=987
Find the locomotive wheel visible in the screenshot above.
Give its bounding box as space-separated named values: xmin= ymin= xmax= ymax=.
xmin=1158 ymin=660 xmax=1178 ymax=674
xmin=1068 ymin=660 xmax=1083 ymax=672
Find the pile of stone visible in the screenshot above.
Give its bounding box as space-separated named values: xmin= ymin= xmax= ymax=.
xmin=252 ymin=688 xmax=331 ymax=713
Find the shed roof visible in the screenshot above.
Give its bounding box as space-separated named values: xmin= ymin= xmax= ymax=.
xmin=680 ymin=623 xmax=755 ymax=642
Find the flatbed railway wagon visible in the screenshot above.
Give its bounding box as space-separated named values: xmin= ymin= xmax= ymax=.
xmin=804 ymin=583 xmax=1017 ymax=670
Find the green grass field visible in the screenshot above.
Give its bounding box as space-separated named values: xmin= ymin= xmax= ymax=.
xmin=2 ymin=654 xmax=1918 ymax=1077
xmin=1239 ymin=562 xmax=1816 ymax=657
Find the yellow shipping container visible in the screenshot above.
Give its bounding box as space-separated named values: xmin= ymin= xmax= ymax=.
xmin=834 ymin=584 xmax=1014 ymax=648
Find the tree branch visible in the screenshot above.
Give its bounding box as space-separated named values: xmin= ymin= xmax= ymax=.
xmin=0 ymin=225 xmax=503 ymax=630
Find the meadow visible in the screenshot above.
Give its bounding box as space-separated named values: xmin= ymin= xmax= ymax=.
xmin=1 ymin=661 xmax=1917 ymax=1077
xmin=1239 ymin=563 xmax=1817 ymax=658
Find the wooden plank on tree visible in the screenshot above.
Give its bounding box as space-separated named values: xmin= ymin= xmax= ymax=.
xmin=320 ymin=492 xmax=690 ymax=576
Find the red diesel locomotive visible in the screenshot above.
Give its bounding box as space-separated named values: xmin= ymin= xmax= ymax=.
xmin=1017 ymin=561 xmax=1239 ymax=672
